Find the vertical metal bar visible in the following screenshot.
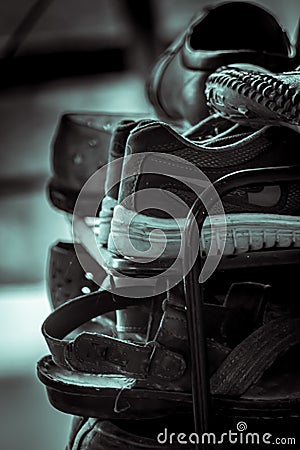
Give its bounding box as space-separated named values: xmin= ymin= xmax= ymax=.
xmin=183 ymin=219 xmax=210 ymax=450
xmin=181 ymin=166 xmax=300 ymax=449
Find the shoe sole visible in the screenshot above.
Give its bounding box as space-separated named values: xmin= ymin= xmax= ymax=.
xmin=38 ymin=355 xmax=300 ymax=421
xmin=98 ymin=195 xmax=118 ymax=246
xmin=205 ymin=65 xmax=300 ymax=132
xmin=108 ymin=205 xmax=300 ymax=259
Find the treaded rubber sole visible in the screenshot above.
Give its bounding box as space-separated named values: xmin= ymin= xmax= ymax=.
xmin=108 ymin=205 xmax=300 ymax=259
xmin=205 ymin=64 xmax=300 ymax=131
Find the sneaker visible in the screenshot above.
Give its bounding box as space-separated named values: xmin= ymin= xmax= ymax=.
xmin=48 ymin=111 xmax=150 ymax=214
xmin=97 ymin=120 xmax=162 ymax=341
xmin=98 ymin=119 xmax=147 ymax=247
xmin=205 ymin=63 xmax=300 ymax=132
xmin=107 ymin=117 xmax=300 ymax=260
xmin=146 ymin=1 xmax=297 ymax=126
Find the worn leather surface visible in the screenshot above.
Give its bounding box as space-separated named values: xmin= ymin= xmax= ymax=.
xmin=48 ymin=240 xmax=155 ymax=342
xmin=48 ymin=241 xmax=101 ymax=309
xmin=66 ymin=417 xmax=194 ymax=450
xmin=52 ymin=112 xmax=147 ymax=192
xmin=38 ymin=282 xmax=300 ymax=422
xmin=42 ymin=283 xmax=269 ymax=391
xmin=49 ymin=112 xmax=149 ymax=212
xmin=147 ymin=2 xmax=297 ymax=125
xmin=52 ymin=113 xmax=113 ymax=192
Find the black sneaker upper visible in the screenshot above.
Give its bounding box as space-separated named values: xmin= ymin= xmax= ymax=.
xmin=118 ymin=118 xmax=300 ymax=218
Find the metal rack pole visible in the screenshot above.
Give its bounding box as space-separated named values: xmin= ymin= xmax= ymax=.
xmin=182 ymin=165 xmax=300 ymax=449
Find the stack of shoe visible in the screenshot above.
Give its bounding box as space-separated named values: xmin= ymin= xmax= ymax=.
xmin=47 ymin=111 xmax=151 ymax=310
xmin=38 ymin=2 xmax=300 ymax=449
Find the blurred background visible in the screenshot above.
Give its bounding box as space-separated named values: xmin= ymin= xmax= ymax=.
xmin=0 ymin=1 xmax=299 ymax=449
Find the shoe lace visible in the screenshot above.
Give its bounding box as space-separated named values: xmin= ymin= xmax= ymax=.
xmin=183 ymin=113 xmax=240 ymax=144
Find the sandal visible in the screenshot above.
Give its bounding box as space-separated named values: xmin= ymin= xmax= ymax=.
xmin=37 ymin=281 xmax=300 ymax=425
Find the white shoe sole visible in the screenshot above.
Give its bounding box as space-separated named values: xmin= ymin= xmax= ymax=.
xmin=98 ymin=196 xmax=118 ymax=245
xmin=108 ymin=204 xmax=300 ymax=259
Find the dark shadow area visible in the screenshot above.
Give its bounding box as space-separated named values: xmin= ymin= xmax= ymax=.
xmin=0 ymin=49 xmax=127 ymax=87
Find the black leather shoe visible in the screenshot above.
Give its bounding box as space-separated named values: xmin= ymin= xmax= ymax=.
xmin=48 ymin=112 xmax=149 ymax=214
xmin=147 ymin=1 xmax=297 ymax=126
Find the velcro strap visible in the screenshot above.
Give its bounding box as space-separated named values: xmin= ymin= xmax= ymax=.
xmin=211 ymin=317 xmax=300 ymax=397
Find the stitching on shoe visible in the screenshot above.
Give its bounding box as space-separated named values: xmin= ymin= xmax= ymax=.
xmin=148 ymin=156 xmax=199 ymax=174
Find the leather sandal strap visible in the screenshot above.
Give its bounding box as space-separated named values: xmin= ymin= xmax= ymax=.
xmin=211 ymin=317 xmax=300 ymax=397
xmin=42 ymin=290 xmax=186 ymax=381
xmin=42 ymin=289 xmax=230 ymax=381
xmin=160 ymin=282 xmax=269 ymax=350
xmin=65 ymin=333 xmax=186 ymax=380
xmin=43 ymin=281 xmax=271 ymax=382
